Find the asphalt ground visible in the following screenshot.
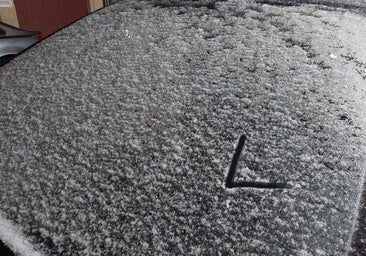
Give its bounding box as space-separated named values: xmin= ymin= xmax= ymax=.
xmin=1 ymin=0 xmax=366 ymax=255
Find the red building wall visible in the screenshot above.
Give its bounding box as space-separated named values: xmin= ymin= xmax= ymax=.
xmin=15 ymin=0 xmax=88 ymax=37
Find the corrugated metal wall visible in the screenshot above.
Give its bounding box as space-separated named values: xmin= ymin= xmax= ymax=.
xmin=14 ymin=0 xmax=88 ymax=37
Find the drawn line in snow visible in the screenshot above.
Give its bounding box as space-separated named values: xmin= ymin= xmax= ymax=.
xmin=225 ymin=135 xmax=292 ymax=189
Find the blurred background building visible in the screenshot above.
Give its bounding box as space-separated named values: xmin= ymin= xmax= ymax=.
xmin=0 ymin=0 xmax=109 ymax=37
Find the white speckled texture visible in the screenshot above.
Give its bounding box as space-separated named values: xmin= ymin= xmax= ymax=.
xmin=257 ymin=0 xmax=366 ymax=10
xmin=1 ymin=1 xmax=366 ymax=255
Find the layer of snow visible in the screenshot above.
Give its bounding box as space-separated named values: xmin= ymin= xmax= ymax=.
xmin=0 ymin=0 xmax=366 ymax=255
xmin=0 ymin=211 xmax=43 ymax=256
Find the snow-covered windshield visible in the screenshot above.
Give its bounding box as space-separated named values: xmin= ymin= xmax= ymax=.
xmin=0 ymin=0 xmax=366 ymax=255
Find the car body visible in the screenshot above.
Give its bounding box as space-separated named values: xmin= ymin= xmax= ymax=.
xmin=0 ymin=22 xmax=41 ymax=66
